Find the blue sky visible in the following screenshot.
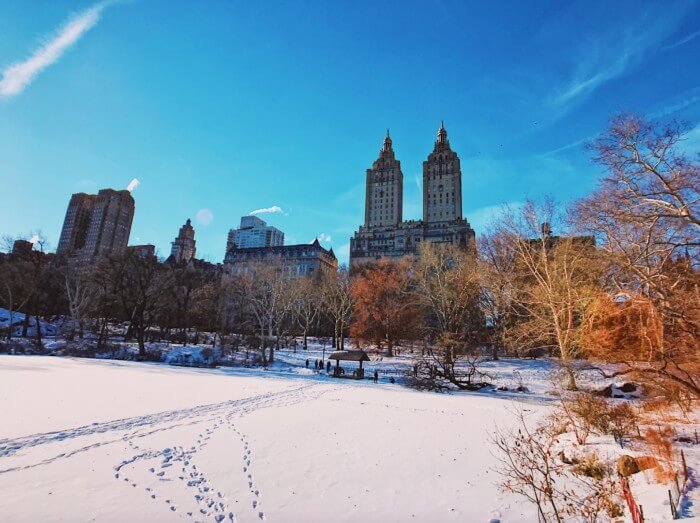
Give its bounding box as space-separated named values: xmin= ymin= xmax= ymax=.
xmin=1 ymin=0 xmax=699 ymax=265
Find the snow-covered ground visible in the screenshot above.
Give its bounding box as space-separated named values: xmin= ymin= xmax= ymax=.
xmin=1 ymin=350 xmax=697 ymax=522
xmin=0 ymin=355 xmax=552 ymax=522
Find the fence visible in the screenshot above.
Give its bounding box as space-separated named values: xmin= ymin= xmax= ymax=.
xmin=669 ymin=450 xmax=689 ymax=519
xmin=620 ymin=475 xmax=644 ymax=523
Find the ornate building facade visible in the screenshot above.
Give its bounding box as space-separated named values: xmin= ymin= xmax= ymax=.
xmin=349 ymin=124 xmax=475 ymax=268
xmin=225 ymin=239 xmax=337 ymax=278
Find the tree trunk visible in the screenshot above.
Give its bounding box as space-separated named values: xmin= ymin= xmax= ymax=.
xmin=6 ymin=309 xmax=13 ymax=341
xmin=137 ymin=326 xmax=146 ymax=359
xmin=564 ymin=362 xmax=577 ymax=391
xmin=34 ymin=314 xmax=43 ymax=350
xmin=97 ymin=318 xmax=107 ymax=350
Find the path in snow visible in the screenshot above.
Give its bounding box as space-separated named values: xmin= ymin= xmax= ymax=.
xmin=1 ymin=376 xmax=332 ymax=522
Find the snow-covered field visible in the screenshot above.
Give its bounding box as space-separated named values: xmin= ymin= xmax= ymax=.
xmin=0 ymin=355 xmax=549 ymax=522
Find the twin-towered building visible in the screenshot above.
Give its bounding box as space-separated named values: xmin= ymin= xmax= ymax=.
xmin=349 ymin=123 xmax=475 ymax=268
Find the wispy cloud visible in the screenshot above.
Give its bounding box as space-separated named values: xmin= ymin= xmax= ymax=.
xmin=680 ymin=124 xmax=700 ymax=156
xmin=649 ymin=87 xmax=700 ymax=118
xmin=413 ymin=174 xmax=421 ymax=191
xmin=314 ymin=233 xmax=332 ymax=243
xmin=662 ymin=29 xmax=700 ymax=51
xmin=0 ymin=1 xmax=116 ymax=97
xmin=554 ymin=37 xmax=644 ymax=108
xmin=552 ymin=8 xmax=688 ymax=111
xmin=249 ymin=205 xmax=283 ymax=215
xmin=542 ymin=136 xmax=590 ymax=157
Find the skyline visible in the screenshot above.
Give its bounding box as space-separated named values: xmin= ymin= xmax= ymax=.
xmin=1 ymin=1 xmax=700 ymax=265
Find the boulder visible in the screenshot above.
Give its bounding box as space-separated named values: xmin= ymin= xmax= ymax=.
xmin=616 ymin=455 xmax=640 ymax=476
xmin=596 ymin=384 xmax=614 ymax=397
xmin=618 ymin=382 xmax=638 ymax=393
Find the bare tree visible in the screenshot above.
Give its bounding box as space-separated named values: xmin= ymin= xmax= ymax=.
xmin=235 ymin=263 xmax=288 ymax=365
xmin=478 ymin=226 xmax=518 ymax=359
xmin=321 ymin=266 xmax=353 ymax=350
xmin=62 ymin=266 xmax=96 ymax=340
xmin=291 ymin=277 xmax=322 ymax=351
xmin=94 ymin=251 xmax=173 ymax=357
xmin=499 ymin=199 xmax=601 ymax=390
xmin=0 ymin=253 xmax=33 ymax=341
xmin=410 ymin=243 xmax=485 ymax=388
xmin=575 ymin=114 xmax=700 ymax=398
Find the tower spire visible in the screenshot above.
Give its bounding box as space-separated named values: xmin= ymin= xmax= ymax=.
xmin=437 ymin=120 xmax=448 ymax=145
xmin=382 ymin=128 xmax=393 ymax=152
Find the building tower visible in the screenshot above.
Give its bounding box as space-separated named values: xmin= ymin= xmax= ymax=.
xmin=57 ymin=193 xmax=97 ymax=254
xmin=364 ymin=130 xmax=403 ymax=228
xmin=170 ymin=218 xmax=196 ymax=263
xmin=82 ymin=189 xmax=135 ymax=259
xmin=423 ymin=122 xmax=463 ymax=223
xmin=226 ymin=215 xmax=285 ymax=254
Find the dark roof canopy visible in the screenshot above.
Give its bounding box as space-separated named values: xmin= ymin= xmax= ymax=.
xmin=328 ymin=350 xmax=370 ymax=362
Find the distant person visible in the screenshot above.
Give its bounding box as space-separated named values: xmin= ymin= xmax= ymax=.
xmin=390 ymin=376 xmax=395 ymax=384
xmin=313 ymin=360 xmax=318 ymax=370
xmin=413 ymin=364 xmax=418 ymax=377
xmin=326 ymin=361 xmax=331 ymax=373
xmin=373 ymin=370 xmax=378 ymax=383
xmin=305 ymin=359 xmax=309 ymax=368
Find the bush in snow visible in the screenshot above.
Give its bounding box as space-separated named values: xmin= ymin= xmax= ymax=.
xmin=492 ymin=409 xmax=623 ymax=522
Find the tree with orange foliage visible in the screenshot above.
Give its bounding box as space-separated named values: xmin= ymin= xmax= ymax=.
xmin=582 ymin=290 xmax=699 ymax=399
xmin=350 ymin=259 xmax=419 ymax=356
xmin=575 ymin=114 xmax=700 ymax=399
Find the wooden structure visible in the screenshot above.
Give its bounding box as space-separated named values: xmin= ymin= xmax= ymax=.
xmin=328 ymin=350 xmax=370 ymax=379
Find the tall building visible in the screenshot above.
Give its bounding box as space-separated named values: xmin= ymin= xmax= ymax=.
xmin=83 ymin=189 xmax=135 ymax=259
xmin=226 ymin=215 xmax=284 ymax=251
xmin=57 ymin=189 xmax=135 ymax=261
xmin=170 ymin=218 xmax=196 ymax=263
xmin=424 ymin=122 xmax=462 ymax=223
xmin=365 ymin=130 xmax=403 ymax=227
xmin=225 ymin=239 xmax=337 ymax=278
xmin=349 ymin=124 xmax=475 ymax=268
xmin=57 ymin=193 xmax=96 ymax=254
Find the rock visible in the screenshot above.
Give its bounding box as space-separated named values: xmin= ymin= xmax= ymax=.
xmin=596 ymin=384 xmax=614 ymax=397
xmin=616 ymin=455 xmax=640 ymax=476
xmin=618 ymin=382 xmax=638 ymax=393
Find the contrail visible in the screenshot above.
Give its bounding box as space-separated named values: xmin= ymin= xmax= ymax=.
xmin=0 ymin=1 xmax=116 ymax=97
